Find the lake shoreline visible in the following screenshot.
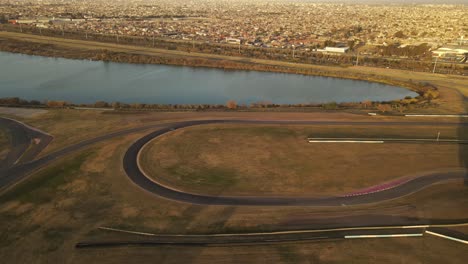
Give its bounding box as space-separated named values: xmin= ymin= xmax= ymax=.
xmin=0 ymin=33 xmax=445 ymax=112
xmin=0 ymin=33 xmax=426 ymax=93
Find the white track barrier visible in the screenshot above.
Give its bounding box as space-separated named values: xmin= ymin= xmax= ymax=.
xmin=425 ymin=231 xmax=468 ymax=244
xmin=345 ymin=234 xmax=423 ymax=239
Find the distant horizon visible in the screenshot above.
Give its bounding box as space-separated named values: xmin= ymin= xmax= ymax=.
xmin=260 ymin=0 xmax=467 ymax=3
xmin=18 ymin=0 xmax=468 ymax=4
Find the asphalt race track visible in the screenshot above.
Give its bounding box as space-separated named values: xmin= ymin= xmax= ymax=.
xmin=123 ymin=119 xmax=467 ymax=206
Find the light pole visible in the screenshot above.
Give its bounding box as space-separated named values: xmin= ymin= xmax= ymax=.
xmin=432 ymin=56 xmax=439 ymax=74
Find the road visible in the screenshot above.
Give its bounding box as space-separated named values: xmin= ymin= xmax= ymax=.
xmin=0 ymin=117 xmax=52 ymax=170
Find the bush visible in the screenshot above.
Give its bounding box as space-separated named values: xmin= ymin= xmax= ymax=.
xmin=323 ymin=102 xmax=338 ymax=110
xmin=226 ymin=100 xmax=237 ymax=109
xmin=377 ymin=104 xmax=392 ymax=113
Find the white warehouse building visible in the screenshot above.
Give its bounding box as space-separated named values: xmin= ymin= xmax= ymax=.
xmin=316 ymin=46 xmax=350 ymax=53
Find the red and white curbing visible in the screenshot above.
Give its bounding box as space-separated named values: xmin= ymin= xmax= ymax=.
xmin=342 ymin=177 xmax=412 ymax=197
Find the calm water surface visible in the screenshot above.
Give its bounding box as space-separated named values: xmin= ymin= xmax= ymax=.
xmin=0 ymin=52 xmax=417 ymax=104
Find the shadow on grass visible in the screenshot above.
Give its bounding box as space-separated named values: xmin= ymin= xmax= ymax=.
xmin=460 ymin=100 xmax=468 ymax=186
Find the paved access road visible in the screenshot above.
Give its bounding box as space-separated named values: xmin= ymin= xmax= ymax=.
xmin=0 ymin=117 xmax=52 ymax=170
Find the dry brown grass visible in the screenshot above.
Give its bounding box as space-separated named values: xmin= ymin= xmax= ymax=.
xmin=140 ymin=124 xmax=466 ymax=196
xmin=0 ymin=110 xmax=466 ymax=263
xmin=0 ymin=107 xmax=48 ymax=118
xmin=0 ymin=125 xmax=466 ymax=263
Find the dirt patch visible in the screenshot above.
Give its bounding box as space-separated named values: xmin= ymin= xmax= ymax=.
xmin=0 ymin=107 xmax=48 ymax=118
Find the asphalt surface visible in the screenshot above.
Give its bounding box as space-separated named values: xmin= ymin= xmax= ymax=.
xmin=76 ymin=227 xmax=426 ymax=248
xmin=0 ymin=117 xmax=52 ymax=170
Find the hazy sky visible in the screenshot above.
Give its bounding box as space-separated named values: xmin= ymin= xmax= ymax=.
xmin=294 ymin=0 xmax=467 ymax=3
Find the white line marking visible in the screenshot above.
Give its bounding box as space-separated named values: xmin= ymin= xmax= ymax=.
xmin=345 ymin=234 xmax=423 ymax=239
xmin=98 ymin=227 xmax=156 ymax=236
xmin=402 ymin=225 xmax=429 ymax=229
xmin=308 ymin=140 xmax=384 ymax=143
xmin=425 ymin=231 xmax=468 ymax=244
xmin=405 ymin=114 xmax=468 ymax=118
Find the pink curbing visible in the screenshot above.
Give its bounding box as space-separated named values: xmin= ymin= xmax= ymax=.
xmin=342 ymin=177 xmax=414 ymax=197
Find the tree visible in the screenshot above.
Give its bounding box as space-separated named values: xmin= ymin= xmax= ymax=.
xmin=361 ymin=100 xmax=372 ymax=109
xmin=226 ymin=100 xmax=237 ymax=109
xmin=94 ymin=101 xmax=109 ymax=108
xmin=46 ymin=101 xmax=67 ymax=108
xmin=323 ymin=102 xmax=338 ymax=110
xmin=111 ymin=102 xmax=121 ymax=109
xmin=377 ymin=104 xmax=392 ymax=113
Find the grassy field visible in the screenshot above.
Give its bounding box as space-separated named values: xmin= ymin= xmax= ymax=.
xmin=0 ymin=125 xmax=466 ymax=263
xmin=140 ymin=124 xmax=467 ymax=196
xmin=0 ymin=110 xmax=466 ymax=262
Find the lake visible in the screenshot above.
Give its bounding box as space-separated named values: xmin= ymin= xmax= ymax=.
xmin=0 ymin=52 xmax=418 ymax=105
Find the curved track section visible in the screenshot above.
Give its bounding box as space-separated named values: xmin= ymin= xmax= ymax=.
xmin=124 ymin=120 xmax=467 ymax=206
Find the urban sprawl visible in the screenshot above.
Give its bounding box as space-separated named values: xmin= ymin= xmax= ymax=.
xmin=1 ymin=0 xmax=467 ymax=62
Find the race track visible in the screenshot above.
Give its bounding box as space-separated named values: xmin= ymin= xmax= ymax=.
xmin=123 ymin=119 xmax=467 ymax=206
